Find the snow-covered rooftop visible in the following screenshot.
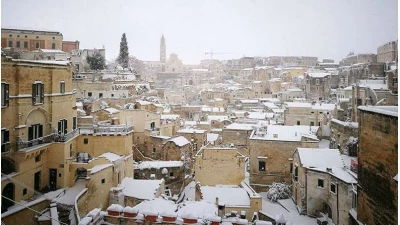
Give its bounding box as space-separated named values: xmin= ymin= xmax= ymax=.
xmin=135 ymin=161 xmax=183 ymax=170
xmin=262 ymin=102 xmax=278 ymax=109
xmin=284 ymin=102 xmax=312 ymax=108
xmin=98 ymin=152 xmax=123 ymax=162
xmin=177 ymin=201 xmax=218 ymax=219
xmin=307 ymin=72 xmax=330 ymax=78
xmin=177 ymin=128 xmax=207 ymax=134
xmin=225 ymin=123 xmax=255 ymax=130
xmin=133 ymin=197 xmax=177 ymax=217
xmin=120 ymin=177 xmax=164 ymax=200
xmin=358 ymin=79 xmax=388 ymax=90
xmin=104 ymin=107 xmax=120 ymax=114
xmin=248 ymin=112 xmax=274 ymax=120
xmin=40 ymin=49 xmax=65 ymax=54
xmin=168 ymin=136 xmax=190 ymax=147
xmin=251 ymin=125 xmax=319 ymax=142
xmin=207 ymin=115 xmax=229 ymax=122
xmin=331 ymin=118 xmax=359 ymax=128
xmin=207 ymin=133 xmax=219 ymax=143
xmin=90 ymin=164 xmax=113 ymax=174
xmin=240 ymin=99 xmax=259 ymax=104
xmin=12 ymin=59 xmax=71 ymax=66
xmin=311 ymin=104 xmax=336 ymax=111
xmin=201 ymin=185 xmax=250 ymax=207
xmin=358 ymin=106 xmax=398 ymax=117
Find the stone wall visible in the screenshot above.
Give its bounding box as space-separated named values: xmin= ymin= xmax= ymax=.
xmin=357 ymin=108 xmax=398 ymax=225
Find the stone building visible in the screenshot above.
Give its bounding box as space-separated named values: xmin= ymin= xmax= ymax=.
xmin=304 ymin=71 xmax=331 ymax=101
xmin=221 ymin=123 xmax=255 ymax=147
xmin=340 ymin=53 xmax=377 ymax=66
xmin=377 ymin=40 xmax=397 ymax=63
xmin=62 ymin=40 xmax=80 ymax=53
xmin=248 ymin=125 xmax=319 ymax=191
xmin=1 ymin=28 xmax=63 ymax=51
xmin=330 ymin=118 xmax=358 ymax=156
xmin=292 ymin=148 xmax=357 ymax=225
xmin=194 ymin=147 xmax=246 ymax=186
xmin=283 ymin=102 xmax=337 ymax=127
xmin=1 ymin=57 xmax=134 ymax=224
xmin=356 ymin=106 xmax=398 ymax=225
xmin=165 ymin=53 xmax=184 ymax=73
xmin=265 ymin=56 xmax=318 ymax=67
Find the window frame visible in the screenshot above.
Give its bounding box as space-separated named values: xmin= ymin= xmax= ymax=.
xmin=16 ymin=41 xmax=20 ymax=48
xmin=35 ymin=42 xmax=40 ymax=49
xmin=8 ymin=40 xmax=12 ymax=47
xmin=317 ymin=178 xmax=325 ymax=188
xmin=1 ymin=82 xmax=10 ymax=108
xmin=258 ymin=161 xmax=266 ymax=171
xmin=330 ymin=182 xmax=337 ymax=194
xmin=52 ymin=43 xmax=56 ymax=49
xmin=32 ymin=82 xmax=44 ymax=105
xmin=24 ymin=41 xmax=28 ymax=48
xmin=1 ymin=128 xmax=10 ymax=153
xmin=60 ymin=81 xmax=65 ymax=94
xmin=58 ymin=119 xmax=68 ymax=135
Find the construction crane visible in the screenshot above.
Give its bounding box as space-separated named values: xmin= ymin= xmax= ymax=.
xmin=205 ymin=50 xmax=234 ymax=60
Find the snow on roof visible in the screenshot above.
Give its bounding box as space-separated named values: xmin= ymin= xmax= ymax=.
xmin=76 ymin=102 xmax=83 ymax=107
xmin=308 ymin=166 xmax=357 ymax=184
xmin=207 ymin=115 xmax=229 ymax=122
xmin=98 ymin=152 xmax=123 ymax=162
xmin=240 ymin=99 xmax=259 ymax=104
xmin=251 ymin=125 xmax=319 ymax=142
xmin=168 ymin=136 xmax=190 ymax=147
xmin=262 ymin=102 xmax=278 ymax=109
xmin=311 ymin=104 xmax=336 ymax=111
xmin=207 ymin=133 xmax=219 ymax=143
xmin=331 ymin=118 xmax=359 ymax=128
xmin=177 ymin=201 xmax=218 ymax=219
xmin=177 ymin=128 xmax=207 ymax=134
xmin=358 ymin=79 xmax=388 ymax=90
xmin=136 ymin=100 xmax=152 ymax=105
xmin=358 ymin=106 xmax=398 ymax=117
xmin=90 ymin=164 xmax=113 ymax=174
xmin=225 ymin=123 xmax=255 ymax=130
xmin=287 ymin=88 xmax=302 ymax=92
xmin=104 ymin=107 xmax=120 ymax=114
xmin=151 ymin=135 xmax=171 ymax=139
xmin=135 ymin=161 xmax=183 ymax=170
xmin=252 ymin=81 xmax=263 ymax=84
xmin=307 ymin=72 xmax=330 ymax=78
xmin=297 ymin=148 xmax=344 ymax=168
xmin=248 ymin=112 xmax=274 ymax=120
xmin=134 ymin=197 xmax=177 ymax=217
xmin=12 ymin=59 xmax=70 ymax=66
xmin=121 ymin=177 xmax=163 ymax=200
xmin=284 ymin=102 xmax=312 ymax=108
xmin=40 ymin=49 xmax=65 ymax=53
xmin=192 ymin=69 xmax=209 ymax=72
xmin=272 ymin=109 xmax=285 ymax=113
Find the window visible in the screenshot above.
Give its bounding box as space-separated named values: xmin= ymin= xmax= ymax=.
xmin=330 ymin=183 xmax=336 ymax=194
xmin=1 ymin=128 xmax=10 ymax=153
xmin=36 ymin=36 xmax=39 ymax=39
xmin=24 ymin=41 xmax=28 ymax=48
xmin=150 ymin=122 xmax=155 ymax=130
xmin=101 ymin=179 xmax=105 ymax=184
xmin=88 ymin=92 xmax=92 ymax=97
xmin=35 ymin=154 xmax=41 ymax=162
xmin=290 ymin=163 xmax=293 ymax=174
xmin=152 ymin=147 xmax=156 ymax=154
xmin=32 ymin=82 xmax=44 ymax=104
xmin=310 ymin=122 xmax=315 ymax=126
xmin=60 ymin=81 xmax=65 ymax=94
xmin=294 ymin=166 xmax=298 ymax=181
xmin=9 ymin=35 xmax=12 ymax=37
xmin=52 ymin=43 xmax=56 ymax=49
xmin=23 ymin=188 xmax=27 ymax=195
xmin=52 ymin=37 xmax=55 ymax=40
xmin=70 ymin=144 xmax=73 ymax=157
xmin=317 ymin=179 xmax=324 ymax=188
xmin=99 ymin=93 xmax=103 ymax=98
xmin=28 ymin=124 xmax=43 ymax=142
xmin=1 ymin=83 xmax=9 ymax=107
xmin=58 ymin=119 xmax=67 ymax=135
xmin=35 ymin=42 xmax=40 ymax=48
xmin=25 ymin=35 xmax=27 ymax=38
xmin=16 ymin=41 xmax=20 ymax=48
xmin=297 ymin=121 xmax=300 ymax=125
xmin=73 ymin=117 xmax=77 ymax=130
xmin=169 ymin=172 xmax=174 ymax=177
xmin=111 ymin=94 xmax=114 ymax=97
xmin=84 ymin=138 xmax=88 ymax=145
xmin=8 ymin=41 xmax=12 ymax=47
xmin=258 ymin=161 xmax=266 ymax=171
xmin=352 ymin=190 xmax=358 ymax=209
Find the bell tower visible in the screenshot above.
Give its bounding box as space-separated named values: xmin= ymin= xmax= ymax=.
xmin=160 ymin=34 xmax=166 ymax=64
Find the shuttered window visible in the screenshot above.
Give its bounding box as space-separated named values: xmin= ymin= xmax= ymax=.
xmin=58 ymin=119 xmax=68 ymax=135
xmin=32 ymin=82 xmax=44 ymax=105
xmin=1 ymin=83 xmax=9 ymax=107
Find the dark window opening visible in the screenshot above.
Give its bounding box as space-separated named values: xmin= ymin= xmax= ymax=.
xmin=318 ymin=179 xmax=324 ymax=188
xmin=35 ymin=154 xmax=41 ymax=162
xmin=258 ymin=161 xmax=266 ymax=171
xmin=330 ymin=183 xmax=336 ymax=194
xmin=84 ymin=138 xmax=88 ymax=144
xmin=101 ymin=179 xmax=105 ymax=184
xmin=1 ymin=83 xmax=9 ymax=108
xmin=23 ymin=188 xmax=27 ymax=195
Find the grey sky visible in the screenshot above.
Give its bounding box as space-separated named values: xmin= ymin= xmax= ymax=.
xmin=2 ymin=0 xmax=398 ymax=64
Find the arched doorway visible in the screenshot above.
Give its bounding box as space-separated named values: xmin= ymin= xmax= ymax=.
xmin=2 ymin=183 xmax=15 ymax=213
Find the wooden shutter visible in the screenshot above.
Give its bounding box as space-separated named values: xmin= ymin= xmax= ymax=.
xmin=32 ymin=83 xmax=36 ymax=105
xmin=58 ymin=121 xmax=62 ymax=134
xmin=5 ymin=84 xmax=9 ymax=107
xmin=40 ymin=83 xmax=44 ymax=103
xmin=63 ymin=119 xmax=67 ymax=135
xmin=39 ymin=124 xmax=43 ymax=138
xmin=28 ymin=126 xmax=33 ymax=141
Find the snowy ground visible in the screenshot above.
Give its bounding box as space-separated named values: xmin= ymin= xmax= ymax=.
xmin=52 ymin=179 xmax=87 ymax=205
xmin=259 ymin=192 xmax=317 ymax=225
xmin=319 ymin=139 xmax=330 ymax=148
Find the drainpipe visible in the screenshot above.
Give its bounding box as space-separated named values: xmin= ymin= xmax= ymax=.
xmin=337 ymin=183 xmax=339 ymax=225
xmin=304 ymin=169 xmax=308 ymax=215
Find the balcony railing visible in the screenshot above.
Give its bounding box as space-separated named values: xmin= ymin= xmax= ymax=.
xmin=17 ymin=134 xmax=54 ymax=151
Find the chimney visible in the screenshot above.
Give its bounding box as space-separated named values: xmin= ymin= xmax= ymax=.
xmin=326 ymin=168 xmax=332 ymax=173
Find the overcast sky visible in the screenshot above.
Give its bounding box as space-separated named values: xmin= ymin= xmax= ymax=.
xmin=2 ymin=0 xmax=398 ymax=64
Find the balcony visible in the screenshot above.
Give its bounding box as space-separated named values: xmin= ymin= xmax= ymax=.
xmin=79 ymin=124 xmax=134 ymax=135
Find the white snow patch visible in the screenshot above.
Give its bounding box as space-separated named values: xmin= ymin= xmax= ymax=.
xmin=201 ymin=186 xmax=250 ymax=207
xmin=120 ymin=177 xmax=163 ymax=200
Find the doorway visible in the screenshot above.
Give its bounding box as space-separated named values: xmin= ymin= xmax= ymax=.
xmin=34 ymin=171 xmax=41 ymax=191
xmin=1 ymin=183 xmax=15 ymax=213
xmin=49 ymin=169 xmax=57 ymax=191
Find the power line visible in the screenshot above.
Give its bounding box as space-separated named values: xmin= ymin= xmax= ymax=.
xmin=1 ymin=195 xmax=69 ymax=225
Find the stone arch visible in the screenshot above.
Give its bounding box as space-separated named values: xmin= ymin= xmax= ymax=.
xmin=2 ymin=182 xmax=15 ymax=213
xmin=24 ymin=107 xmax=48 ymax=126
